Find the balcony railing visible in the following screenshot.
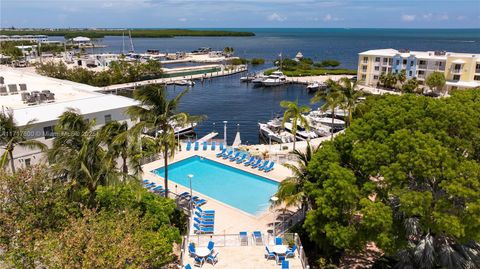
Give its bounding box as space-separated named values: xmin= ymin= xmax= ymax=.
xmin=476 ymin=69 xmax=480 ymax=74
xmin=452 ymin=68 xmax=462 ymax=74
xmin=418 ymin=64 xmax=427 ymax=69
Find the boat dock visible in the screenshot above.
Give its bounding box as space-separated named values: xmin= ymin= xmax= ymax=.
xmin=100 ymin=65 xmax=247 ymax=93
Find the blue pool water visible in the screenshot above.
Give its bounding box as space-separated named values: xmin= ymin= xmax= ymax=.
xmin=152 ymin=156 xmax=279 ymax=215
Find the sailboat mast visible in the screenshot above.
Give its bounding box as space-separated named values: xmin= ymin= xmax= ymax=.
xmin=122 ymin=32 xmax=125 ymax=54
xmin=129 ymin=30 xmax=135 ymax=53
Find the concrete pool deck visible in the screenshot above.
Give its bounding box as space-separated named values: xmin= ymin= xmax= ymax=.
xmin=142 ymin=145 xmax=293 ymax=235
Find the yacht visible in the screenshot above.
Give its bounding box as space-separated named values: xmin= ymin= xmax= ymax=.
xmin=156 ymin=122 xmax=197 ymax=137
xmin=240 ymin=73 xmax=257 ymax=82
xmin=261 ymin=71 xmax=287 ymax=87
xmin=306 ymin=82 xmax=327 ymax=92
xmin=258 ymin=123 xmax=294 ymax=144
xmin=283 ymin=122 xmax=318 ymax=140
xmin=174 ymin=80 xmax=195 ymax=87
xmin=314 ymin=117 xmax=345 ymax=130
xmin=251 ymin=75 xmax=266 ymax=85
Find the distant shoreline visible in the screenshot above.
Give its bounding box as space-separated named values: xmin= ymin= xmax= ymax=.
xmin=0 ymin=29 xmax=256 ymax=39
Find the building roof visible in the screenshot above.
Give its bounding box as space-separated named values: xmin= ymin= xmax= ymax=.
xmin=12 ymin=95 xmax=137 ymax=126
xmin=446 ymin=80 xmax=480 ymax=88
xmin=0 ymin=66 xmax=138 ymax=126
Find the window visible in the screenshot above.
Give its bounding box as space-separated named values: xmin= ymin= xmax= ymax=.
xmin=388 ymin=58 xmax=392 ymax=64
xmin=362 ymin=66 xmax=367 ymax=72
xmin=476 ymin=64 xmax=480 ymax=70
xmin=403 ymin=59 xmax=407 ymax=65
xmin=396 ymin=60 xmax=400 ymax=65
xmin=373 ymin=75 xmax=379 ymax=80
xmin=419 ymin=60 xmax=426 ymax=65
xmin=382 ymin=67 xmax=387 ymax=72
xmin=375 ymin=57 xmax=380 ymax=62
xmin=374 ymin=66 xmax=379 ymax=71
xmin=363 ymin=57 xmax=368 ymax=62
xmin=409 ymin=71 xmax=413 ymax=76
xmin=25 ymin=158 xmax=31 ymax=167
xmin=474 ymin=75 xmax=480 ymax=81
xmin=410 ymin=61 xmax=414 ymax=67
xmin=453 ymin=75 xmax=461 ymax=81
xmin=43 ymin=126 xmax=54 ymax=139
xmin=438 ymin=62 xmax=443 ymax=66
xmin=361 ymin=74 xmax=366 ymax=80
xmin=104 ymin=114 xmax=112 ymax=123
xmin=383 ymin=58 xmax=388 ymax=63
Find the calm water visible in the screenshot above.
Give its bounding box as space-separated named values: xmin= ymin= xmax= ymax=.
xmin=152 ymin=156 xmax=279 ymax=215
xmin=53 ymin=29 xmax=480 ymax=143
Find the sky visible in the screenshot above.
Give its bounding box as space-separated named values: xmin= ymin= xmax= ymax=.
xmin=1 ymin=0 xmax=479 ymax=29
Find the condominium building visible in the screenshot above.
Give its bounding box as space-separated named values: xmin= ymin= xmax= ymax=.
xmin=0 ymin=67 xmax=137 ymax=169
xmin=357 ymin=49 xmax=480 ymax=90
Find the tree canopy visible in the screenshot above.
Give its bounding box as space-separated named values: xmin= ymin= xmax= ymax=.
xmin=302 ymin=90 xmax=480 ymax=268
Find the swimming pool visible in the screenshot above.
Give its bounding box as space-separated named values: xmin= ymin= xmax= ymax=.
xmin=152 ymin=156 xmax=279 ymax=215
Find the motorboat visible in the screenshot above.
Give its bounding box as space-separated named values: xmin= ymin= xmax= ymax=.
xmin=314 ymin=117 xmax=345 ymax=130
xmin=323 ymin=108 xmax=348 ymax=120
xmin=261 ymin=71 xmax=287 ymax=87
xmin=258 ymin=123 xmax=294 ymax=144
xmin=306 ymin=82 xmax=327 ymax=92
xmin=156 ymin=122 xmax=197 ymax=137
xmin=240 ymin=73 xmax=257 ymax=82
xmin=174 ymin=80 xmax=195 ymax=87
xmin=251 ymin=75 xmax=266 ymax=85
xmin=283 ymin=122 xmax=318 ymax=140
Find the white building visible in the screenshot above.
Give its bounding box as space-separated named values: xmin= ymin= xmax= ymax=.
xmin=0 ymin=35 xmax=48 ymax=42
xmin=0 ymin=67 xmax=138 ymax=169
xmin=70 ymin=36 xmax=93 ymax=47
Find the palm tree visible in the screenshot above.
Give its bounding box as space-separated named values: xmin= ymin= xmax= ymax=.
xmin=0 ymin=109 xmax=46 ymax=173
xmin=274 ymin=141 xmax=320 ymax=216
xmin=280 ymin=100 xmax=311 ymax=151
xmin=127 ymin=85 xmax=192 ymax=198
xmin=99 ymin=121 xmax=134 ymax=178
xmin=48 ymin=110 xmax=119 ymax=206
xmin=311 ymin=79 xmax=343 ymax=139
xmin=337 ymin=77 xmax=364 ymax=127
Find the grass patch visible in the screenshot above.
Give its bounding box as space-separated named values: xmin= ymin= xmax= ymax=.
xmin=265 ymin=68 xmax=356 ymax=76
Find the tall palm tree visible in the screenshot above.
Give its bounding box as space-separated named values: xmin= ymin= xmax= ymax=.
xmin=280 ymin=100 xmax=311 ymax=151
xmin=311 ymin=79 xmax=343 ymax=139
xmin=274 ymin=141 xmax=320 ymax=216
xmin=48 ymin=110 xmax=119 ymax=206
xmin=0 ymin=109 xmax=46 ymax=173
xmin=127 ymin=85 xmax=191 ymax=198
xmin=337 ymin=77 xmax=364 ymax=127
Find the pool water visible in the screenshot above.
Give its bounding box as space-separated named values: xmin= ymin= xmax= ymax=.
xmin=152 ymin=156 xmax=279 ymax=215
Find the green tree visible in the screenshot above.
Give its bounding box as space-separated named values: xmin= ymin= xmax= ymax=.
xmin=0 ymin=109 xmax=46 ymax=173
xmin=379 ymin=72 xmax=398 ymax=89
xmin=48 ymin=110 xmax=119 ymax=206
xmin=401 ymin=78 xmax=419 ymax=94
xmin=425 ymin=72 xmax=446 ymax=95
xmin=127 ymin=85 xmax=191 ymax=197
xmin=311 ymin=79 xmax=344 ymax=139
xmin=336 ymin=77 xmax=364 ymax=127
xmin=320 ymin=60 xmax=341 ymax=68
xmin=396 ymin=69 xmax=407 ymax=86
xmin=280 ymin=100 xmax=311 ymax=150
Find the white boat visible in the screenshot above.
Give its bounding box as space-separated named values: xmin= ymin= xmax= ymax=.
xmin=305 ymin=116 xmax=331 ymax=137
xmin=315 ymin=117 xmax=345 ymax=129
xmin=251 ymin=75 xmax=266 ymax=85
xmin=240 ymin=74 xmax=256 ymax=82
xmin=258 ymin=123 xmax=294 ymax=143
xmin=306 ymin=82 xmax=327 ymax=91
xmin=261 ymin=71 xmax=287 ymax=87
xmin=283 ymin=122 xmax=318 ymax=140
xmin=324 ymin=108 xmax=348 ymax=119
xmin=157 ymin=122 xmax=197 ymax=137
xmin=174 ymin=80 xmax=195 ymax=87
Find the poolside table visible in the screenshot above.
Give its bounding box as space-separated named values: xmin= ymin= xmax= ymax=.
xmin=195 ymin=247 xmax=212 ymax=258
xmin=271 ymin=245 xmax=288 ymax=255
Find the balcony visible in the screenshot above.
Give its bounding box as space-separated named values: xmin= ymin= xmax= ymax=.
xmin=476 ymin=69 xmax=480 ymax=74
xmin=451 ymin=68 xmax=462 ymax=74
xmin=418 ymin=64 xmax=427 ymax=69
xmin=417 ymin=74 xmax=426 ymax=79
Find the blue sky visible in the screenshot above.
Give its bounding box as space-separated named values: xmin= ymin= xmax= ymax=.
xmin=1 ymin=0 xmax=479 ymax=28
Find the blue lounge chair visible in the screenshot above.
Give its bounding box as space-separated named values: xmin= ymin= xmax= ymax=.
xmin=194 ymin=256 xmax=205 ymax=267
xmin=264 ymin=162 xmax=276 ymax=172
xmin=244 ymin=157 xmax=256 ymax=166
xmin=216 ymin=148 xmax=226 ymax=157
xmin=202 ymin=141 xmax=208 ymax=150
xmin=252 ymin=159 xmax=266 ymax=169
xmin=194 ymin=142 xmax=199 ymax=151
xmin=232 ymin=153 xmax=245 ymax=162
xmin=178 ymin=192 xmax=190 ymax=199
xmin=152 ymin=186 xmax=163 ymax=191
xmin=194 ymin=211 xmax=215 ymax=221
xmin=277 ymin=255 xmax=286 ymax=265
xmin=186 ymin=141 xmax=192 ymax=151
xmin=265 ymin=246 xmax=275 ymax=260
xmin=194 ymin=217 xmax=214 ymax=227
xmin=282 ymin=260 xmax=289 ymax=269
xmin=193 ymin=199 xmax=207 ymax=207
xmin=253 ymin=231 xmax=263 ymax=245
xmin=258 ymin=160 xmax=270 ymax=171
xmin=228 ymin=151 xmax=241 ymax=161
xmin=196 ymin=207 xmax=215 ymax=216
xmin=286 ymin=245 xmax=297 ymax=258
xmin=188 ymin=243 xmax=196 ymax=257
xmin=207 ymin=241 xmax=215 ymax=251
xmin=145 ymin=183 xmax=156 ymax=188
xmin=184 ymin=264 xmax=192 ymax=269
xmin=236 ymin=154 xmax=249 ymax=164
xmin=219 ymin=143 xmax=224 ymax=150
xmin=239 ymin=231 xmax=248 ymax=246
xmin=211 ymin=141 xmax=216 ymax=150
xmin=275 ymin=237 xmax=283 ymax=245
xmin=206 ymin=252 xmax=219 ymax=265
xmin=142 ymin=179 xmax=150 ymax=184
xmin=194 ymin=223 xmax=214 ymax=234
xmin=222 ymin=150 xmax=233 ymax=159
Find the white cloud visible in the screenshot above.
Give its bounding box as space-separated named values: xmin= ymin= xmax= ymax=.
xmin=178 ymin=17 xmax=187 ymax=22
xmin=422 ymin=13 xmax=433 ymax=21
xmin=401 ymin=14 xmax=416 ymax=22
xmin=267 ymin=12 xmax=286 ymax=22
xmin=457 ymin=15 xmax=467 ymax=20
xmin=323 ymin=14 xmax=343 ymax=21
xmin=438 ymin=14 xmax=449 ymax=20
